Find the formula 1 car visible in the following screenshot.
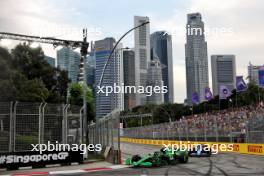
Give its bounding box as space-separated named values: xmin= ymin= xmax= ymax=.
xmin=188 ymin=144 xmax=212 ymax=157
xmin=125 ymin=147 xmax=189 ymax=167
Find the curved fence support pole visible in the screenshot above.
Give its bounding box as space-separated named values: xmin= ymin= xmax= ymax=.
xmin=13 ymin=101 xmax=18 ymax=152
xmin=9 ymin=101 xmax=13 ymax=152
xmin=65 ymin=104 xmax=70 ymax=144
xmin=38 ymin=103 xmax=43 ymax=145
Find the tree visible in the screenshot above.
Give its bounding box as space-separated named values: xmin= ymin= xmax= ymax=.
xmin=69 ymin=83 xmax=95 ymax=122
xmin=17 ymin=78 xmax=49 ymax=102
xmin=0 ymin=44 xmax=70 ymax=103
xmin=11 ymin=43 xmax=70 ymax=103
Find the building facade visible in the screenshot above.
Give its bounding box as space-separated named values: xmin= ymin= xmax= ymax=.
xmin=44 ymin=55 xmax=55 ymax=67
xmin=86 ymin=51 xmax=96 ymax=91
xmin=185 ymin=13 xmax=209 ymax=104
xmin=94 ymin=38 xmax=124 ymax=118
xmin=146 ymin=57 xmax=164 ymax=105
xmin=57 ymin=47 xmax=80 ymax=83
xmin=248 ymin=62 xmax=264 ymax=86
xmin=150 ymin=31 xmax=174 ymax=103
xmin=123 ymin=50 xmax=136 ymax=110
xmin=134 ymin=16 xmax=150 ymax=106
xmin=211 ymin=55 xmax=236 ymax=95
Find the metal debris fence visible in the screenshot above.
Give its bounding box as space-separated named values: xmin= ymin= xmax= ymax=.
xmin=88 ymin=110 xmax=120 ymax=151
xmin=121 ymin=107 xmax=264 ymax=144
xmin=0 ymin=102 xmax=83 ymax=152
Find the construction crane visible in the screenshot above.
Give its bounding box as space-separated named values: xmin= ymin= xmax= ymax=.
xmin=0 ymin=31 xmax=89 ymax=148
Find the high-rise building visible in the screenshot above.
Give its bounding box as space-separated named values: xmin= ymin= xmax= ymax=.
xmin=185 ymin=13 xmax=209 ymax=104
xmin=95 ymin=38 xmax=124 ymax=118
xmin=248 ymin=62 xmax=264 ymax=86
xmin=211 ymin=55 xmax=236 ymax=95
xmin=150 ymin=31 xmax=174 ymax=103
xmin=44 ymin=55 xmax=55 ymax=67
xmin=146 ymin=57 xmax=164 ymax=105
xmin=57 ymin=47 xmax=80 ymax=83
xmin=86 ymin=44 xmax=96 ymax=91
xmin=123 ymin=50 xmax=136 ymax=110
xmin=134 ymin=16 xmax=150 ymax=106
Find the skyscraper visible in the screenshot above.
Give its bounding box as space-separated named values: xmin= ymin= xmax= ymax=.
xmin=86 ymin=42 xmax=96 ymax=92
xmin=248 ymin=62 xmax=264 ymax=86
xmin=150 ymin=31 xmax=174 ymax=103
xmin=44 ymin=55 xmax=55 ymax=67
xmin=146 ymin=57 xmax=164 ymax=105
xmin=94 ymin=38 xmax=124 ymax=118
xmin=123 ymin=50 xmax=136 ymax=110
xmin=57 ymin=47 xmax=80 ymax=83
xmin=185 ymin=13 xmax=209 ymax=104
xmin=86 ymin=52 xmax=95 ymax=91
xmin=134 ymin=16 xmax=150 ymax=106
xmin=211 ymin=55 xmax=236 ymax=95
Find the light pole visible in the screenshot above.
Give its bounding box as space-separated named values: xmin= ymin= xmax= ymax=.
xmin=96 ymin=21 xmax=149 ymax=164
xmin=97 ymin=21 xmax=149 ymax=89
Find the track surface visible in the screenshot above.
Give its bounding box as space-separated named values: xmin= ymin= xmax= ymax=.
xmin=64 ymin=142 xmax=264 ymax=175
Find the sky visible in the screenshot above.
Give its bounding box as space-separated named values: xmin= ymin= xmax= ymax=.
xmin=0 ymin=0 xmax=264 ymax=103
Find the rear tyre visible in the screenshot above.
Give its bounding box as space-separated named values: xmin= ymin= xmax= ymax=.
xmin=161 ymin=159 xmax=168 ymax=166
xmin=131 ymin=155 xmax=142 ymax=162
xmin=161 ymin=156 xmax=169 ymax=166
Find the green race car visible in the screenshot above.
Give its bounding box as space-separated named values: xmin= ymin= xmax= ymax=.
xmin=125 ymin=147 xmax=188 ymax=167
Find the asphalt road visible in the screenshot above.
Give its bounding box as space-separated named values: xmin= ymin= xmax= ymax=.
xmin=74 ymin=142 xmax=264 ymax=176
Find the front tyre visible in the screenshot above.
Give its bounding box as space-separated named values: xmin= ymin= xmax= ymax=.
xmin=179 ymin=155 xmax=189 ymax=163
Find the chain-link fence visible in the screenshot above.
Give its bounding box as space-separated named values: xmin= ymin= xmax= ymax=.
xmin=88 ymin=110 xmax=120 ymax=150
xmin=0 ymin=102 xmax=83 ymax=152
xmin=88 ymin=110 xmax=121 ymax=164
xmin=0 ymin=102 xmax=12 ymax=152
xmin=122 ymin=106 xmax=264 ymax=144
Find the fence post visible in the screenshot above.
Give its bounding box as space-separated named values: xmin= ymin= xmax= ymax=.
xmin=117 ymin=111 xmax=121 ymax=164
xmin=62 ymin=104 xmax=70 ymax=144
xmin=41 ymin=103 xmax=47 ymax=144
xmin=107 ymin=119 xmax=109 ymax=146
xmin=13 ymin=101 xmax=18 ymax=152
xmin=9 ymin=101 xmax=13 ymax=152
xmin=203 ymin=118 xmax=207 ymax=142
xmin=228 ymin=115 xmax=232 ymax=143
xmin=214 ymin=115 xmax=219 ymax=142
xmin=38 ymin=103 xmax=43 ymax=145
xmin=79 ymin=106 xmax=84 ymax=144
xmin=245 ymin=124 xmax=249 ymax=143
xmin=65 ymin=105 xmax=70 ymax=144
xmin=177 ymin=125 xmax=181 ymax=141
xmin=62 ymin=104 xmax=66 ymax=143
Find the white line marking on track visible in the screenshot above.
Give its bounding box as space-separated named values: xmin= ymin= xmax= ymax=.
xmin=49 ymin=169 xmax=86 ymax=175
xmin=108 ymin=165 xmax=129 ymax=169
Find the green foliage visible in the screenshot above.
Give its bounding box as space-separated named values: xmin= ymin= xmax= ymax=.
xmin=17 ymin=78 xmax=49 ymax=102
xmin=0 ymin=44 xmax=70 ymax=103
xmin=69 ymin=83 xmax=95 ymax=122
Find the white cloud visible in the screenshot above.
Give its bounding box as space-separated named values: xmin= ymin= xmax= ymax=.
xmin=0 ymin=0 xmax=104 ymax=57
xmin=1 ymin=0 xmax=264 ymax=103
